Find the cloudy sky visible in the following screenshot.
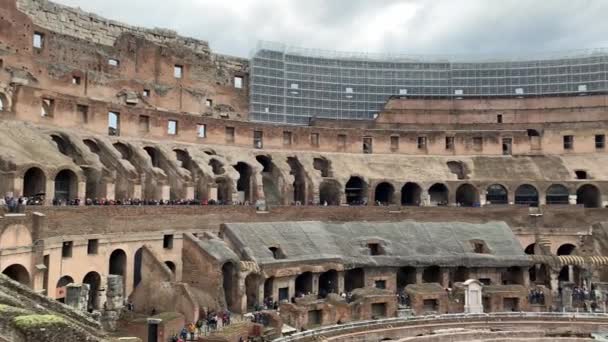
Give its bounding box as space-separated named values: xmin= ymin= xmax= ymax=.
xmin=53 ymin=0 xmax=608 ymax=58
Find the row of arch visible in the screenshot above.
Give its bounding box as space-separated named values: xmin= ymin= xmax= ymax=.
xmin=331 ymin=177 xmax=602 ymax=208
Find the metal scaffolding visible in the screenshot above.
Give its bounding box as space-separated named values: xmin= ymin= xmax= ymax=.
xmin=249 ymin=41 xmax=608 ymax=124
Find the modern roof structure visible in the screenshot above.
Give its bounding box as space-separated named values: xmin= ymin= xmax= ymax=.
xmin=222 ymin=220 xmax=529 ymax=268
xmin=250 ymin=41 xmax=608 ymax=124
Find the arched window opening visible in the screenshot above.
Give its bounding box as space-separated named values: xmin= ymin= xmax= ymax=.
xmin=318 ymin=270 xmax=338 ymax=297
xmin=143 ymin=147 xmax=159 ymax=168
xmin=56 ymin=275 xmax=74 ymax=303
xmin=113 ymin=143 xmax=131 ymax=160
xmin=428 ymin=183 xmax=448 ymax=206
xmin=51 ymin=135 xmax=70 ymax=156
xmin=0 ymin=93 xmax=7 ymax=111
xmin=209 ymin=159 xmax=224 ymax=175
xmin=319 ymin=180 xmax=341 ymax=205
xmin=456 ymin=184 xmax=479 ymax=207
xmin=174 ymin=149 xmax=192 ymax=170
xmin=447 ymin=161 xmax=468 ymax=180
xmin=401 ymin=183 xmax=421 ymax=206
xmin=577 ymin=184 xmax=601 ymax=208
xmin=23 ymin=167 xmax=46 ymax=199
xmin=83 ymin=139 xmax=100 ymax=154
xmin=546 ymin=184 xmax=570 ymax=205
xmin=345 ymin=177 xmax=367 ymax=205
xmin=313 ymin=157 xmax=331 ymax=177
xmin=2 ymin=264 xmax=30 ymax=286
xmin=374 ymin=182 xmax=394 ymax=205
xmin=287 ymin=157 xmax=307 ymax=204
xmin=515 ymin=184 xmax=539 ymax=207
xmin=525 ymin=243 xmax=536 ymax=255
xmin=234 ymin=162 xmax=253 ymax=203
xmin=83 ymin=271 xmax=101 ymax=311
xmin=486 ymin=184 xmax=508 ymax=205
xmin=295 ymin=272 xmax=313 ymax=296
xmin=54 ymin=169 xmax=77 ymax=202
xmin=256 ymin=155 xmax=273 ymax=173
xmin=109 ymin=249 xmax=127 ymax=284
xmin=165 ymin=261 xmax=176 ymax=274
xmin=557 ymin=243 xmax=576 ymax=256
xmin=268 ymin=246 xmax=286 ymax=259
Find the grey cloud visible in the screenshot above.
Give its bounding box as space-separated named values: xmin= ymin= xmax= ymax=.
xmin=52 ymin=0 xmax=608 ymax=58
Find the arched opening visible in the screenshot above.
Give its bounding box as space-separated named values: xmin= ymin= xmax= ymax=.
xmin=452 ymin=266 xmax=469 ymax=284
xmin=209 ymin=159 xmax=225 ymax=175
xmin=245 ymin=273 xmax=262 ymax=310
xmin=546 ymin=184 xmax=570 ymax=205
xmin=313 ymin=157 xmax=331 ymax=177
xmin=2 ymin=264 xmax=30 ymax=286
xmin=502 ymin=266 xmax=524 ymax=285
xmin=256 ymin=155 xmax=273 ymax=173
xmin=83 ymin=139 xmax=100 ymax=154
xmin=401 ymin=183 xmax=421 ymax=206
xmin=113 ymin=142 xmax=131 ymax=160
xmin=54 ymin=169 xmax=78 ymax=202
xmin=319 ymin=179 xmax=341 ymax=205
xmin=215 ymin=177 xmax=232 ymax=204
xmin=428 ymin=183 xmax=448 ymax=206
xmin=577 ymin=184 xmax=601 ymax=208
xmin=447 ymin=161 xmax=467 ymax=180
xmin=133 ymin=248 xmax=143 ymax=288
xmin=234 ymin=162 xmax=254 ymax=203
xmin=143 ymin=146 xmax=160 ymax=168
xmin=23 ymin=167 xmax=46 ymax=198
xmin=174 ymin=149 xmax=193 ymax=171
xmin=287 ymin=157 xmax=307 ymax=204
xmin=165 ymin=261 xmax=176 ymax=274
xmin=514 ymin=184 xmax=539 ymax=207
xmin=295 ymin=272 xmax=313 ymax=296
xmin=524 ymin=243 xmax=536 ymax=255
xmin=318 ymin=270 xmax=338 ymax=297
xmin=456 ymin=184 xmax=479 ymax=207
xmin=56 ymin=275 xmax=74 ymax=303
xmin=345 ymin=176 xmax=367 ymax=205
xmin=374 ymin=182 xmax=394 ymax=205
xmin=109 ymin=249 xmax=127 ymax=281
xmin=422 ymin=266 xmax=440 ymax=283
xmin=257 ymin=155 xmax=281 ymax=205
xmin=83 ymin=271 xmax=101 ymax=311
xmin=222 ymin=262 xmax=236 ymax=310
xmin=0 ymin=93 xmax=7 ymax=111
xmin=557 ymin=243 xmax=576 ymax=256
xmin=263 ymin=277 xmax=274 ymax=302
xmin=486 ymin=184 xmax=508 ymax=205
xmin=397 ymin=267 xmax=417 ymax=290
xmin=344 ymin=268 xmax=365 ymax=292
xmin=51 ymin=134 xmax=71 ymax=156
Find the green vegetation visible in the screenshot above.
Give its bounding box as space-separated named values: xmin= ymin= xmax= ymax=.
xmin=0 ymin=304 xmax=33 ymax=316
xmin=13 ymin=314 xmax=67 ymax=330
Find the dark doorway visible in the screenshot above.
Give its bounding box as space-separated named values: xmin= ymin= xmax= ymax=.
xmin=486 ymin=184 xmax=508 ymax=205
xmin=318 ymin=270 xmax=338 ymax=297
xmin=456 ymin=184 xmax=478 ymax=207
xmin=374 ymin=182 xmax=394 ymax=205
xmin=345 ymin=268 xmax=365 ymax=292
xmin=23 ymin=167 xmax=46 ymax=198
xmin=401 ymin=183 xmax=421 ymax=206
xmin=345 ymin=177 xmax=367 ymax=205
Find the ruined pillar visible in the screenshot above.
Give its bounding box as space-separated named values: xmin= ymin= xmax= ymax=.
xmin=479 ymin=193 xmax=487 ymax=206
xmin=569 ymin=195 xmax=577 ymax=205
xmin=440 ymin=268 xmax=450 ymax=288
xmin=337 ymin=271 xmax=345 ymax=294
xmin=105 ymin=275 xmax=124 ymax=311
xmin=312 ymin=273 xmax=320 ymax=294
xmin=549 ymin=270 xmax=560 ymax=298
xmin=66 ymin=283 xmax=90 ymax=312
xmin=46 ymin=180 xmax=55 ymax=205
xmin=507 ymin=191 xmax=515 ymax=205
xmin=288 ymin=276 xmax=296 ymax=301
xmin=415 ymin=268 xmax=423 ymax=284
xmin=160 ymin=185 xmax=170 ymax=201
xmin=133 ymin=184 xmax=143 ymax=199
xmin=185 ymin=186 xmax=195 ymax=200
xmin=77 ymin=181 xmax=86 ymax=204
xmin=421 ymin=191 xmax=431 ymax=207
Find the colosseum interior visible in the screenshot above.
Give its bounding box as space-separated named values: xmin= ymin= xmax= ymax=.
xmin=2 ymin=0 xmax=608 ymax=341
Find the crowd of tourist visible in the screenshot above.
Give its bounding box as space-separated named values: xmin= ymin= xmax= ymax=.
xmin=528 ymin=288 xmax=546 ymax=304
xmin=170 ymin=310 xmax=232 ymax=342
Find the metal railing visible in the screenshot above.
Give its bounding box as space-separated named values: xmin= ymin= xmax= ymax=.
xmin=274 ymin=312 xmax=608 ymax=342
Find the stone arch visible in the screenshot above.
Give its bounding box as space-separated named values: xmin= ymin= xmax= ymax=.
xmin=258 ymin=155 xmax=282 ymax=205
xmin=428 ymin=183 xmax=448 ymax=206
xmin=374 ymin=182 xmax=395 ymax=205
xmin=23 ymin=167 xmax=46 ymax=198
xmin=557 ymin=243 xmax=576 ymax=256
xmin=54 ymin=169 xmax=78 ymax=202
xmin=295 ymin=272 xmax=314 ymax=295
xmin=401 ymin=182 xmax=421 ymax=206
xmin=546 ymin=184 xmax=570 ymax=205
xmin=56 ymin=275 xmax=74 ymax=303
xmin=525 ymin=243 xmax=536 ymax=255
xmin=256 ymin=155 xmax=273 ymax=173
xmin=83 ymin=271 xmax=101 ymax=311
xmin=577 ymin=184 xmax=601 ymax=208
xmin=2 ymin=264 xmax=30 ymax=286
xmin=113 ymin=142 xmax=131 ymax=160
xmin=234 ymin=162 xmax=254 ymax=203
xmin=447 ymin=161 xmax=468 ymax=180
xmin=486 ymin=184 xmax=508 ymax=205
xmin=82 ymin=139 xmax=100 ymax=154
xmin=109 ymin=249 xmax=127 ymax=278
xmin=209 ymin=159 xmax=225 ymax=175
xmin=143 ymin=146 xmax=160 ymax=168
xmin=318 ymin=269 xmax=338 ymax=297
xmin=313 ymin=157 xmax=331 ymax=177
xmin=345 ymin=176 xmax=368 ymax=205
xmin=0 ymin=224 xmax=32 ymax=249
xmin=174 ymin=149 xmax=193 ymax=171
xmin=319 ymin=179 xmax=341 ymax=205
xmin=245 ymin=273 xmax=262 ymax=310
xmin=50 ymin=134 xmax=71 ymax=156
xmin=455 ymin=183 xmax=479 ymax=207
xmin=222 ymin=262 xmax=237 ymax=310
xmin=215 ymin=177 xmax=232 ymax=204
xmin=422 ymin=266 xmax=441 ymax=283
xmin=514 ymin=184 xmax=539 ymax=207
xmin=287 ymin=157 xmax=307 ymax=204
xmin=133 ymin=247 xmax=143 ymax=288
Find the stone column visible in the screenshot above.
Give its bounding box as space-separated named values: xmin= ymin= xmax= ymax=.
xmin=66 ymin=283 xmax=89 ymax=312
xmin=46 ymin=180 xmax=55 ymax=205
xmin=479 ymin=193 xmax=487 ymax=206
xmin=421 ymin=191 xmax=431 ymax=207
xmin=104 ymin=182 xmax=116 ymax=201
xmin=415 ymin=268 xmax=423 ymax=284
xmin=549 ymin=270 xmax=560 ymax=298
xmin=440 ymin=268 xmax=450 ymax=288
xmin=160 ymin=185 xmax=170 ymax=201
xmin=568 ymin=265 xmax=574 ymax=282
xmin=569 ymin=195 xmax=577 ymax=205
xmin=133 ymin=184 xmax=143 ymax=200
xmin=508 ymin=191 xmax=515 ymax=205
xmin=312 ymin=273 xmax=320 ymax=294
xmin=288 ymin=276 xmax=296 ymax=300
xmin=185 ymin=186 xmax=194 ymax=200
xmin=77 ymin=181 xmax=86 ymax=204
xmin=337 ymin=271 xmax=345 ymax=294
